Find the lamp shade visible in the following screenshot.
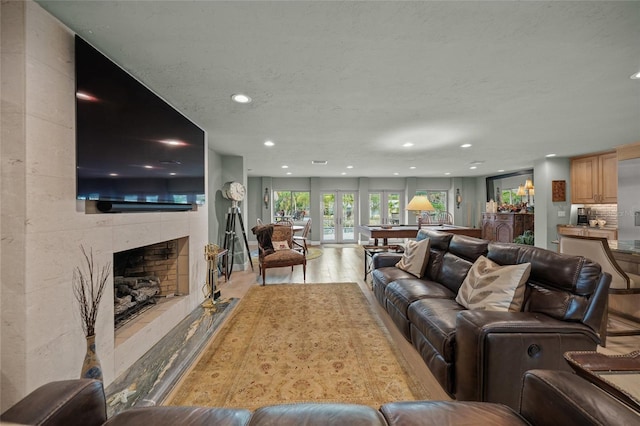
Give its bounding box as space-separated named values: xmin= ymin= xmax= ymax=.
xmin=516 ymin=185 xmax=526 ymax=196
xmin=524 ymin=179 xmax=534 ymax=190
xmin=406 ymin=195 xmax=435 ymax=212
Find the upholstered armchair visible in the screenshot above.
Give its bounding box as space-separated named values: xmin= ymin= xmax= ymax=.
xmin=252 ymin=224 xmax=306 ymax=285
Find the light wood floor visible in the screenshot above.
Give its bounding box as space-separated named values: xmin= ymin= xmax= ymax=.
xmin=217 ymin=244 xmax=639 ymax=401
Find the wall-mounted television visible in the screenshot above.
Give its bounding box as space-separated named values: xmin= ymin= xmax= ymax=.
xmin=75 ymin=36 xmax=205 ymax=210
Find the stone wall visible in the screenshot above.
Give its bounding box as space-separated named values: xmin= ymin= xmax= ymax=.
xmin=1 ymin=0 xmax=208 ymax=409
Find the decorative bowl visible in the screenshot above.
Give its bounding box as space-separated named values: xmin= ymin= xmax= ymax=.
xmin=597 ymin=219 xmax=607 ymax=227
xmin=589 ymin=220 xmax=598 ymax=227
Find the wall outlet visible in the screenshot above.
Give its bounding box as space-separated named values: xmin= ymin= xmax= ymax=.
xmin=558 ymin=210 xmax=566 ymax=217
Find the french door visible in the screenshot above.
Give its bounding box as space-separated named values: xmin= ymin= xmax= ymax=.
xmin=368 ymin=191 xmax=404 ymax=225
xmin=321 ymin=191 xmax=358 ymax=243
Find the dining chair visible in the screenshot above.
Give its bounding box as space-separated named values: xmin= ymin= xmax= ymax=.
xmin=559 ymin=234 xmax=640 ymax=346
xmin=293 ymin=218 xmax=312 ymax=254
xmin=435 ymin=211 xmax=453 ymax=225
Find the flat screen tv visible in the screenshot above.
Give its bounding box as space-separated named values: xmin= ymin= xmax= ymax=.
xmin=75 ymin=36 xmax=205 ymax=209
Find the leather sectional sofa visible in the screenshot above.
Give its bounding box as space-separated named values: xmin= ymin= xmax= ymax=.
xmin=372 ymin=229 xmax=611 ymax=409
xmin=2 ymin=369 xmax=639 ymax=425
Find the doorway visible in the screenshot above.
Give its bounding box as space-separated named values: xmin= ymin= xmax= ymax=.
xmin=368 ymin=191 xmax=404 ymax=225
xmin=321 ymin=191 xmax=358 ymax=243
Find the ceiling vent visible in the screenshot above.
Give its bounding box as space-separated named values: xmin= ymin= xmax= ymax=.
xmin=312 ymin=160 xmax=328 ymax=165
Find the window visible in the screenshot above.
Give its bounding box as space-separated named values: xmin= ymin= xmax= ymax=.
xmin=416 ymin=190 xmax=448 ymax=213
xmin=273 ymin=191 xmax=310 ymax=222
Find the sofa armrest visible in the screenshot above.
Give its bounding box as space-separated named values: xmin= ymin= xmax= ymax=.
xmin=0 ymin=379 xmax=106 ymax=426
xmin=520 ymin=370 xmax=640 ymax=426
xmin=372 ymin=252 xmax=403 ymax=269
xmin=454 ymin=310 xmax=600 ymax=410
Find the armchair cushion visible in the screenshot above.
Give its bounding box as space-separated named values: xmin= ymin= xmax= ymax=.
xmin=272 ymin=240 xmax=290 ymax=251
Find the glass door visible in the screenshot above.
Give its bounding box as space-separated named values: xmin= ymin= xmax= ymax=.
xmin=368 ymin=191 xmax=403 ymax=225
xmin=321 ymin=191 xmax=358 ymax=243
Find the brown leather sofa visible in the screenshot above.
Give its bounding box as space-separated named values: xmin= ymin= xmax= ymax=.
xmin=2 ymin=369 xmax=638 ymax=425
xmin=372 ymin=229 xmax=611 ymax=409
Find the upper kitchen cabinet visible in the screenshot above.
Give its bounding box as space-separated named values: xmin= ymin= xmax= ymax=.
xmin=570 ymin=151 xmax=617 ymax=204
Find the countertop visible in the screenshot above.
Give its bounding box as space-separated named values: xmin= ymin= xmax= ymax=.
xmin=558 ymin=224 xmax=618 ymax=230
xmin=609 ymin=240 xmax=640 ymax=256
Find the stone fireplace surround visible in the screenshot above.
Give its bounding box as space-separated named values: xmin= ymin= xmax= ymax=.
xmin=0 ymin=1 xmax=215 ymax=411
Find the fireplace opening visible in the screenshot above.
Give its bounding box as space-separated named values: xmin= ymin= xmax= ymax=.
xmin=114 ymin=237 xmax=189 ymax=330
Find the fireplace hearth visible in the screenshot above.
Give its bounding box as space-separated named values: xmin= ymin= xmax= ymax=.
xmin=114 ymin=237 xmax=189 ymax=330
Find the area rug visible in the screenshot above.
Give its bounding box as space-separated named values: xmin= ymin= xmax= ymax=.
xmin=164 ymin=283 xmax=431 ymax=410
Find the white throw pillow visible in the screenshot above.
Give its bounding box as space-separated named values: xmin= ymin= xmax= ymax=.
xmin=272 ymin=240 xmax=290 ymax=251
xmin=456 ymin=255 xmax=531 ymax=312
xmin=395 ymin=238 xmax=430 ymax=278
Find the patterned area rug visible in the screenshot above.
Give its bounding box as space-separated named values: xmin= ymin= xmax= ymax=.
xmin=164 ymin=283 xmax=431 ymax=409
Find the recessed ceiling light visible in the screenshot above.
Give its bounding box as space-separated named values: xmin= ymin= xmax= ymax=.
xmin=461 ymin=143 xmax=472 ymax=148
xmin=169 ymin=172 xmax=177 ymax=176
xmin=403 ymin=142 xmax=414 ymax=147
xmin=264 ymin=140 xmax=274 ymax=147
xmin=498 ymin=169 xmax=505 ymax=172
xmin=631 ymin=72 xmax=640 ymax=80
xmin=231 ymin=93 xmax=251 ymax=104
xmin=409 ymin=166 xmax=416 ymax=169
xmin=545 ymin=153 xmax=557 ymax=157
xmin=444 ymin=172 xmax=451 ymax=175
xmin=341 ymin=172 xmax=347 ymax=175
xmin=286 ymin=172 xmax=292 ymax=175
xmin=281 ymin=165 xmax=288 ymax=169
xmin=347 ymin=165 xmax=353 ymax=169
xmin=393 ymin=172 xmax=399 ymax=176
xmin=470 ymin=166 xmax=477 ymax=170
xmin=144 ymin=165 xmax=153 ymax=169
xmin=109 ymin=173 xmax=118 ymax=176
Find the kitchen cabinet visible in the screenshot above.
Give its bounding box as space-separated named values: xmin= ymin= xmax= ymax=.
xmin=482 ymin=213 xmax=534 ymax=243
xmin=570 ymin=151 xmax=617 ymax=204
xmin=557 ymin=225 xmax=618 ymax=240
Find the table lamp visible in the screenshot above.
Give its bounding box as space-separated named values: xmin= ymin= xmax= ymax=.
xmin=406 ymin=195 xmax=435 ymax=229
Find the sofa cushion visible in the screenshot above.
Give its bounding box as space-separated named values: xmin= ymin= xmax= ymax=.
xmin=249 ymin=403 xmax=387 ymax=426
xmin=456 ymin=255 xmax=531 ymax=312
xmin=372 ymin=267 xmax=416 ymax=287
xmin=395 ymin=238 xmax=430 ymax=277
xmin=408 ymin=298 xmax=463 ymax=362
xmin=380 ymin=401 xmax=527 ymax=426
xmin=386 ymin=279 xmax=456 ymax=316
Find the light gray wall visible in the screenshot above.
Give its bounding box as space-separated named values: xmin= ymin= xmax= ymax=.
xmin=533 ymin=157 xmax=571 ymax=249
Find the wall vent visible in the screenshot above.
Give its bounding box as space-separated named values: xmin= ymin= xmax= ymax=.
xmin=311 ymin=160 xmax=328 ymax=165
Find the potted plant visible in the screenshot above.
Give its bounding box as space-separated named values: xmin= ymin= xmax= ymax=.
xmin=514 ymin=230 xmax=535 ymax=245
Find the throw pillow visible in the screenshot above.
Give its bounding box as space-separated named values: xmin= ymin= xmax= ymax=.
xmin=456 ymin=255 xmax=531 ymax=312
xmin=395 ymin=238 xmax=430 ymax=278
xmin=272 ymin=240 xmax=290 ymax=251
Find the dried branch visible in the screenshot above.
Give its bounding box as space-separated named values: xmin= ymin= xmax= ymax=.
xmin=73 ymin=246 xmax=111 ymax=337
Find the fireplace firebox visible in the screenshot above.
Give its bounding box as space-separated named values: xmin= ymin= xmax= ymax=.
xmin=114 ymin=237 xmax=189 ymax=329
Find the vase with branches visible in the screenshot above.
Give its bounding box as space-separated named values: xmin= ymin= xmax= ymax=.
xmin=73 ymin=245 xmax=111 ymax=380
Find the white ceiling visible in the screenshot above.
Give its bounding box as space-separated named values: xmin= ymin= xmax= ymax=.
xmin=37 ymin=1 xmax=640 ymax=178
